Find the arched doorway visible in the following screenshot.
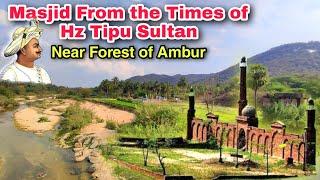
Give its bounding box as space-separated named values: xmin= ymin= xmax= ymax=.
xmin=250 ymin=133 xmax=256 ymax=153
xmin=271 ymin=131 xmax=278 ymax=156
xmin=238 ymin=128 xmax=246 ymax=149
xmin=282 ymin=139 xmax=288 ymax=159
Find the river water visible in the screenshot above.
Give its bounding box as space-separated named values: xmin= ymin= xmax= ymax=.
xmin=0 ymin=107 xmax=90 ymax=180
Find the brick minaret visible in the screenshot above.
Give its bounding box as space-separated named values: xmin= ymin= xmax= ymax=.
xmin=306 ymin=98 xmax=316 ymax=165
xmin=187 ymin=87 xmax=195 ymax=140
xmin=238 ymin=57 xmax=248 ymax=115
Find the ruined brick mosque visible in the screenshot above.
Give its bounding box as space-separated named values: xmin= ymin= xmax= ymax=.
xmin=187 ymin=57 xmax=316 ymax=165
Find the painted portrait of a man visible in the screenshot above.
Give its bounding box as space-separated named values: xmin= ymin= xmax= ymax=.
xmin=0 ymin=20 xmax=51 ymax=84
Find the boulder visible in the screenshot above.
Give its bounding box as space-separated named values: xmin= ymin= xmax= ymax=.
xmin=73 ymin=147 xmax=84 ymax=152
xmin=74 ymin=151 xmax=83 ymax=157
xmin=89 ymin=139 xmax=99 ymax=149
xmin=74 ymin=142 xmax=82 ymax=148
xmin=90 ymin=150 xmax=100 ymax=157
xmin=87 ymin=165 xmax=96 ymax=173
xmin=83 ymin=136 xmax=93 ymax=146
xmin=88 ymin=155 xmax=100 ymax=164
xmin=74 ymin=154 xmax=86 ymax=162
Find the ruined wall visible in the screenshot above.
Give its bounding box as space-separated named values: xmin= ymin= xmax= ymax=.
xmin=191 ymin=117 xmax=305 ymax=163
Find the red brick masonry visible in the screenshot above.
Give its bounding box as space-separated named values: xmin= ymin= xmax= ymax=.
xmin=191 ymin=114 xmax=305 ymax=163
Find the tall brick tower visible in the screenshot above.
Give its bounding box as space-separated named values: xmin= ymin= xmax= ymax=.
xmin=187 ymin=87 xmax=195 ymax=140
xmin=306 ymin=98 xmax=316 ymax=165
xmin=238 ymin=57 xmax=248 ymax=115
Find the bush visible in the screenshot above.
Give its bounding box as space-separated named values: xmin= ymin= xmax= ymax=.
xmin=38 ymin=116 xmax=50 ymax=123
xmin=134 ymin=104 xmax=177 ymax=127
xmin=262 ymin=102 xmax=305 ymax=122
xmin=105 ymin=120 xmax=117 ymax=130
xmin=262 ymin=102 xmax=306 ymax=133
xmin=61 ymin=103 xmax=93 ymax=131
xmin=0 ymin=95 xmax=18 ymax=110
xmin=206 ymin=136 xmax=219 ymax=149
xmin=118 ymin=124 xmax=180 ymax=138
xmin=0 ymin=87 xmax=15 ymax=98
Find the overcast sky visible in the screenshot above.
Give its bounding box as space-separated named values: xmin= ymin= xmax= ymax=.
xmin=1 ymin=0 xmax=320 ymax=87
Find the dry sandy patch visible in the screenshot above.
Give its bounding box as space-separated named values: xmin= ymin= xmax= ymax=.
xmin=14 ymin=107 xmax=60 ymax=134
xmin=80 ymin=101 xmax=135 ymax=124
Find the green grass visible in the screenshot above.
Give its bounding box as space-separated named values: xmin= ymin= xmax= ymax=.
xmin=113 ymin=165 xmax=153 ymax=180
xmin=101 ymin=145 xmax=308 ymax=179
xmin=56 ymin=103 xmax=93 ymax=144
xmin=118 ymin=101 xmax=240 ymax=138
xmin=89 ymin=98 xmax=139 ymax=112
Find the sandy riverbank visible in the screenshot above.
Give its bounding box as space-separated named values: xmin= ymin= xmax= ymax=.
xmin=79 ymin=101 xmax=135 ymax=124
xmin=14 ymin=107 xmax=60 ymax=134
xmin=13 ymin=99 xmax=71 ymax=134
xmin=13 ymin=98 xmax=135 ymax=135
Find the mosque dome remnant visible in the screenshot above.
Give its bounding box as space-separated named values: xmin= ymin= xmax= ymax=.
xmin=242 ymin=105 xmax=256 ymax=117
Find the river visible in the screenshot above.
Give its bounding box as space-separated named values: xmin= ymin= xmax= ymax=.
xmin=0 ymin=106 xmax=90 ymax=180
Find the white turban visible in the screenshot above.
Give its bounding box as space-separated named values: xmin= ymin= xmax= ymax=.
xmin=4 ymin=20 xmax=42 ymax=57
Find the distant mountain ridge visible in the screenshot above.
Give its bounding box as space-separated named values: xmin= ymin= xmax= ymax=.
xmin=127 ymin=41 xmax=320 ymax=84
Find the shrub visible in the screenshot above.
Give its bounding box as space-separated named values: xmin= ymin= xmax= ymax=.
xmin=134 ymin=104 xmax=177 ymax=127
xmin=60 ymin=103 xmax=93 ymax=131
xmin=206 ymin=136 xmax=219 ymax=149
xmin=0 ymin=87 xmax=15 ymax=98
xmin=96 ymin=118 xmax=104 ymax=123
xmin=262 ymin=102 xmax=306 ymax=133
xmin=105 ymin=120 xmax=117 ymax=130
xmin=38 ymin=116 xmax=50 ymax=123
xmin=0 ymin=95 xmax=18 ymax=110
xmin=262 ymin=102 xmax=305 ymax=122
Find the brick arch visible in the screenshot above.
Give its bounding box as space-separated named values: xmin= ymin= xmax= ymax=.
xmin=238 ymin=128 xmax=246 ymax=149
xmin=202 ymin=125 xmax=208 ymax=142
xmin=289 ymin=142 xmax=294 ymax=160
xmin=264 ymin=136 xmax=270 ymax=154
xmin=207 ymin=126 xmax=213 ymax=139
xmin=257 ymin=134 xmax=263 ymax=154
xmin=298 ymin=142 xmax=305 ymax=163
xmin=225 ymin=128 xmax=232 ymax=147
xmin=192 ymin=122 xmax=197 ymax=140
xmin=282 ymin=139 xmax=289 ymax=159
xmin=196 ymin=123 xmax=201 ymax=141
xmin=271 ymin=131 xmax=278 ymax=156
xmin=216 ymin=127 xmax=221 ymax=142
xmin=197 ymin=123 xmax=203 ymax=142
xmin=232 ymin=127 xmax=237 ymax=148
xmin=191 ymin=122 xmax=195 ymax=129
xmin=250 ymin=133 xmax=256 ymax=152
xmin=292 ymin=142 xmax=300 ymax=162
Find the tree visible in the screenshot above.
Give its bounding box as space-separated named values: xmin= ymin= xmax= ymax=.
xmin=142 ymin=139 xmax=156 ymax=166
xmin=203 ymin=90 xmax=214 ymax=114
xmin=177 ymin=77 xmax=188 ymax=88
xmin=248 ymin=64 xmax=268 ymax=109
xmin=154 ymin=142 xmax=167 ymax=175
xmin=177 ymin=77 xmax=188 ymax=98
